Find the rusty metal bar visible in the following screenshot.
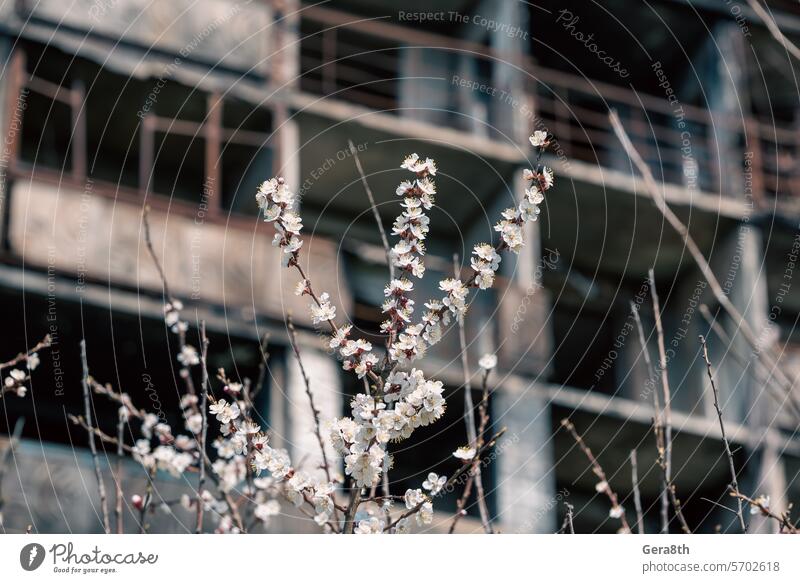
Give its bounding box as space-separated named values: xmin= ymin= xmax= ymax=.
xmin=204 ymin=93 xmax=222 ymax=212
xmin=71 ymin=80 xmax=87 ymax=182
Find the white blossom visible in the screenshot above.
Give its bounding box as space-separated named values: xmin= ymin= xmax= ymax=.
xmin=177 ymin=345 xmax=200 ymax=367
xmin=529 ymin=130 xmax=549 ymax=147
xmin=26 ymin=353 xmax=40 ymax=371
xmin=422 ymin=472 xmax=446 ymax=495
xmin=453 ymin=446 xmax=476 ymax=460
xmin=355 ymin=516 xmax=385 ymax=534
xmin=478 ymin=353 xmax=498 ymax=371
xmin=310 ymin=292 xmax=336 ymax=324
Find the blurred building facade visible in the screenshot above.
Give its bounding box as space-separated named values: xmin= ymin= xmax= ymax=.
xmin=0 ymin=0 xmax=799 ymax=533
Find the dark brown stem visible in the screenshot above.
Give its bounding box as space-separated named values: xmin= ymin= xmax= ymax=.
xmin=80 ymin=340 xmax=111 ymax=534
xmin=449 ymin=368 xmax=493 ymax=533
xmin=196 ymin=322 xmax=210 ymax=533
xmin=647 ymin=270 xmax=691 ymax=533
xmin=558 ymin=502 xmax=575 ymax=534
xmin=384 ymin=428 xmax=507 ymax=532
xmin=115 ymin=412 xmax=124 ymax=534
xmin=287 ymin=314 xmax=332 ymax=484
xmin=610 ymin=111 xmax=800 ymax=419
xmin=700 ymin=335 xmax=746 ymax=532
xmin=0 ymin=417 xmax=25 ymax=532
xmin=349 ymin=139 xmax=394 ymax=281
xmin=731 ymin=492 xmax=798 ymax=534
xmin=453 ymin=254 xmax=492 ymax=534
xmin=561 ymin=419 xmax=631 ymax=533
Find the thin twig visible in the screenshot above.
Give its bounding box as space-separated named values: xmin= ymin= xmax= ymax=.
xmin=68 ymin=415 xmax=135 ymax=453
xmin=648 ymin=271 xmax=673 ymax=506
xmin=196 ymin=322 xmax=210 ymax=533
xmin=286 ymin=313 xmax=332 ymax=484
xmin=349 ymin=139 xmax=394 ymax=280
xmin=138 ymin=467 xmax=155 ymax=534
xmin=631 ymin=299 xmax=672 ymax=533
xmin=0 ymin=335 xmax=51 ymax=370
xmin=560 ymin=419 xmax=631 ymax=533
xmin=80 ymin=340 xmax=111 ymax=534
xmin=384 ymin=428 xmax=507 ymax=532
xmin=0 ymin=417 xmax=25 ymax=531
xmin=453 ymin=254 xmax=492 ymax=533
xmin=559 ymin=502 xmax=575 ymax=534
xmin=746 ymin=0 xmax=800 ymax=62
xmin=115 ymin=411 xmax=124 ymax=534
xmin=699 ymin=304 xmax=800 ymax=419
xmin=251 ymin=333 xmax=271 ymax=402
xmin=630 ymin=449 xmax=644 ymax=534
xmin=0 ymin=335 xmax=52 ymax=399
xmin=732 ymin=492 xmax=798 ymax=534
xmin=647 ymin=270 xmax=691 ymax=533
xmin=700 ymin=335 xmax=746 ymax=532
xmin=344 ymin=486 xmax=361 ymax=534
xmin=449 ymin=366 xmax=493 ymax=533
xmin=610 ymin=111 xmax=800 ymax=419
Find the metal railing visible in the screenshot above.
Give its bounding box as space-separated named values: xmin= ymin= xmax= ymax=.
xmin=299 ymin=6 xmax=793 ymax=206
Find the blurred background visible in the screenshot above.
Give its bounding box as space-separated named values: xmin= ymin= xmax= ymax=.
xmin=0 ymin=0 xmax=799 ymax=533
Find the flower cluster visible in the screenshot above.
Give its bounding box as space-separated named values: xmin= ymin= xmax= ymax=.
xmin=207 ymin=396 xmax=338 ymax=528
xmin=403 ymin=488 xmax=433 ymax=526
xmin=255 ymin=177 xmax=304 ymax=267
xmin=310 ymin=292 xmax=336 ymax=325
xmin=162 ymin=300 xmax=200 ymax=369
xmin=471 ymin=244 xmax=501 ymax=290
xmin=439 ymin=278 xmax=469 ymax=317
xmin=494 ymin=151 xmax=552 ymax=254
xmin=411 ymin=133 xmax=550 ymax=352
xmin=328 ymin=325 xmax=379 ymax=379
xmin=254 ymin=178 xmax=380 ymax=382
xmin=330 ymin=368 xmax=446 ymax=491
xmin=392 ymin=153 xmax=435 ymax=278
xmin=3 ymin=368 xmax=29 ymax=397
xmin=2 ymin=351 xmax=39 ymax=398
xmin=246 ymin=138 xmax=550 ymax=532
xmin=381 ymin=155 xmax=437 ymax=348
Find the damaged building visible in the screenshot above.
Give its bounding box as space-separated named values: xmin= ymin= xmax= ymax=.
xmin=0 ymin=0 xmax=799 ymax=533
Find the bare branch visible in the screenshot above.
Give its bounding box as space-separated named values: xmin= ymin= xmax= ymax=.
xmin=630 ymin=449 xmax=644 ymax=534
xmin=558 ymin=502 xmax=575 ymax=534
xmin=80 ymin=340 xmax=111 ymax=534
xmin=196 ymin=322 xmax=210 ymax=533
xmin=115 ymin=411 xmax=124 ymax=534
xmin=453 ymin=254 xmax=492 ymax=534
xmin=732 ymin=491 xmax=798 ymax=534
xmin=648 ymin=270 xmax=691 ymax=533
xmin=449 ymin=366 xmax=494 ymax=533
xmin=610 ymin=110 xmax=800 ymax=418
xmin=631 ymin=295 xmax=672 ymax=530
xmin=746 ymin=0 xmax=800 ymax=62
xmin=384 ymin=427 xmax=507 ymax=532
xmin=560 ymin=419 xmax=631 ymax=533
xmin=700 ymin=335 xmax=746 ymax=532
xmin=0 ymin=417 xmax=25 ymax=531
xmin=349 ymin=139 xmax=394 ymax=280
xmin=286 ymin=313 xmax=332 ymax=484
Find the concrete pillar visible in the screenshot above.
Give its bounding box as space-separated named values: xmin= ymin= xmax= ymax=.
xmin=494 ymin=378 xmax=556 ymax=532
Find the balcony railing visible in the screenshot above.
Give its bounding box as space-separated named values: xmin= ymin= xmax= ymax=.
xmin=299 ymin=6 xmax=792 ymax=207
